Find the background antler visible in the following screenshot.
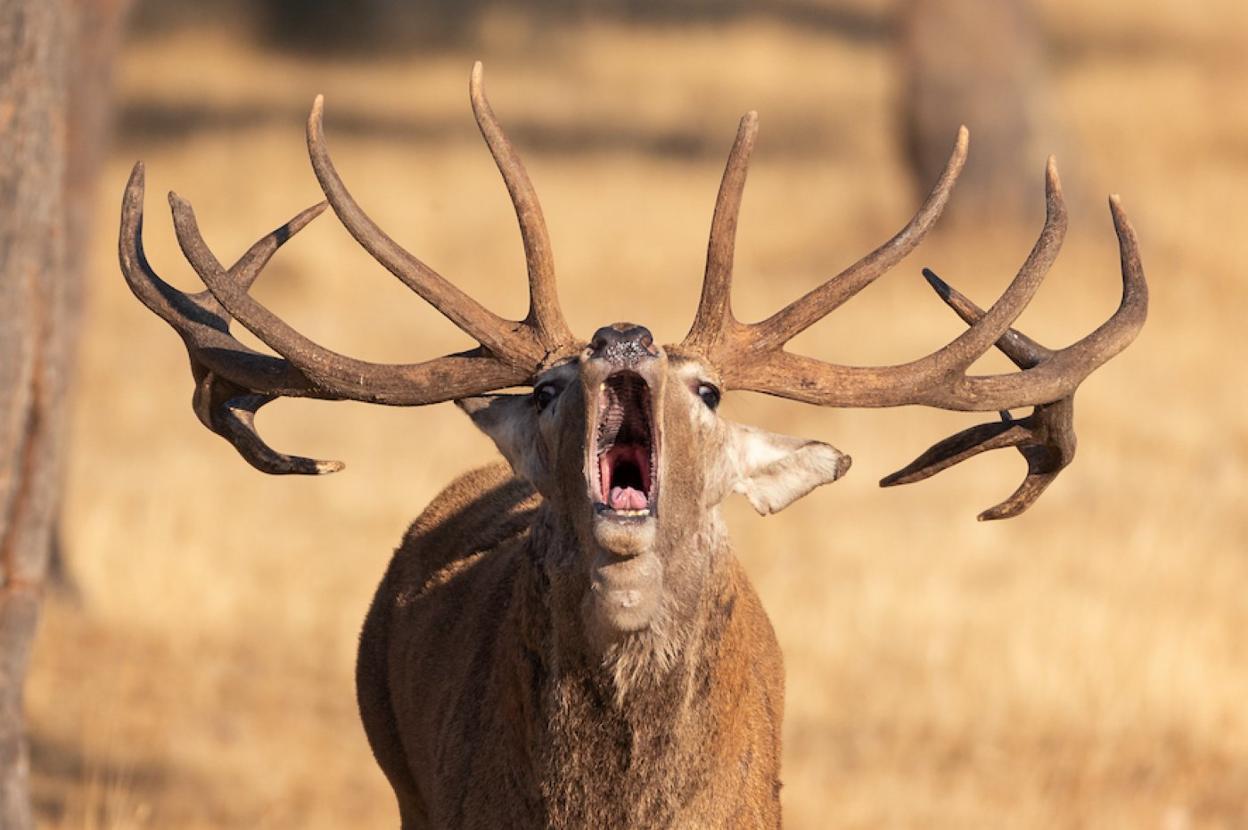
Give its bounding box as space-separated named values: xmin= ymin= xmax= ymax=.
xmin=119 ymin=63 xmax=577 ymax=474
xmin=683 ymin=120 xmax=1147 ymax=518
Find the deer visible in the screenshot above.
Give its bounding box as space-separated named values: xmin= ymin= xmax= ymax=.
xmin=117 ymin=64 xmax=1146 ymax=829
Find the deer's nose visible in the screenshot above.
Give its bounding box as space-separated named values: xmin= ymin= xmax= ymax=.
xmin=589 ymin=323 xmax=657 ymax=364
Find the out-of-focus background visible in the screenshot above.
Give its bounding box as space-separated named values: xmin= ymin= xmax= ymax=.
xmin=24 ymin=0 xmax=1246 ymax=826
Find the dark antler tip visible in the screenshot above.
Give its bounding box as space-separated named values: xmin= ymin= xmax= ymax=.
xmin=921 ymin=267 xmax=952 ymax=300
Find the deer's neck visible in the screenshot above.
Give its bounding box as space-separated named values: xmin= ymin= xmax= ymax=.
xmin=516 ymin=507 xmax=737 ymax=825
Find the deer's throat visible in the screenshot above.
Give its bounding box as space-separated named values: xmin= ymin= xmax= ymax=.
xmin=584 ymin=547 xmax=665 ymax=640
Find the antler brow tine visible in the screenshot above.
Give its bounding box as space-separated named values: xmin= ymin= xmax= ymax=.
xmin=469 ymin=61 xmax=573 ymax=352
xmin=681 ymin=110 xmax=758 ymax=354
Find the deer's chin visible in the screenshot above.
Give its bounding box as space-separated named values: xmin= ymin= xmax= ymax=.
xmin=586 ymin=548 xmax=664 ymax=635
xmin=591 ymin=508 xmax=656 ymax=557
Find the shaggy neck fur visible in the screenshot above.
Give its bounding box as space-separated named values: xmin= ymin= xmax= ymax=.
xmin=517 ymin=504 xmax=737 ymax=827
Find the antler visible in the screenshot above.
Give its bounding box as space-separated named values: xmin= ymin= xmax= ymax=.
xmin=119 ymin=163 xmax=346 ymax=474
xmin=682 ymin=120 xmax=1147 ymax=518
xmin=120 ymin=63 xmax=576 ymax=474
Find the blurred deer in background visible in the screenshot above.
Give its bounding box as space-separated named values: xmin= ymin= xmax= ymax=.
xmin=900 ymin=0 xmax=1053 ymax=226
xmin=118 ymin=64 xmax=1145 ymax=828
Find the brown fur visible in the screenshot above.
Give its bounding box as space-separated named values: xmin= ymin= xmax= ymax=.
xmin=358 ymin=462 xmax=784 ymax=828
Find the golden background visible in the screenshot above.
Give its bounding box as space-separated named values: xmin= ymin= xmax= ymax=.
xmin=30 ymin=0 xmax=1248 ymax=826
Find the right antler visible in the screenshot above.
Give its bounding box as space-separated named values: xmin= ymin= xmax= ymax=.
xmin=119 ymin=62 xmax=577 ymax=474
xmin=680 ymin=118 xmax=1147 ymax=518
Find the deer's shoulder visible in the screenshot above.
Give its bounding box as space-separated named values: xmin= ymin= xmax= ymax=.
xmin=387 ymin=462 xmax=539 ymax=599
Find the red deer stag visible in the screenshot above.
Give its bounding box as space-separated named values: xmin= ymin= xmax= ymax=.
xmin=118 ymin=64 xmax=1146 ymax=828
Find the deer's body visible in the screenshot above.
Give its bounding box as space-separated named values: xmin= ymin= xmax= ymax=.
xmin=359 ymin=464 xmax=783 ymax=829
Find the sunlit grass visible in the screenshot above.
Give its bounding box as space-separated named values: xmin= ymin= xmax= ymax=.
xmin=29 ymin=5 xmax=1247 ymax=827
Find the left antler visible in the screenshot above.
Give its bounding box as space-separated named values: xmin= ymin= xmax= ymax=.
xmin=681 ymin=120 xmax=1147 ymax=519
xmin=120 ymin=63 xmax=578 ymax=474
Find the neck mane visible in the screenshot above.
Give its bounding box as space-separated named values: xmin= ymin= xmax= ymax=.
xmin=515 ymin=505 xmax=738 ymax=825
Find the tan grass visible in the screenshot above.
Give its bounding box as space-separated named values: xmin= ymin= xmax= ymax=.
xmin=28 ymin=4 xmax=1248 ymax=827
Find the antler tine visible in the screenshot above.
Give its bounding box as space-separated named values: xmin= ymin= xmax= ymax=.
xmin=747 ymin=126 xmax=969 ymax=353
xmin=681 ymin=111 xmax=758 ymax=353
xmin=902 ymin=155 xmax=1067 ymax=383
xmin=306 ymin=94 xmax=543 ymax=367
xmin=469 ymin=61 xmax=573 ymax=352
xmin=881 ymin=394 xmax=1077 ymax=521
xmin=212 ymin=393 xmax=344 ymax=475
xmin=920 ymin=268 xmax=1053 ymax=369
xmin=168 ymin=193 xmax=529 ymax=406
xmin=880 ymin=416 xmax=1036 ymax=487
xmin=119 ymin=162 xmax=346 ymax=474
xmin=121 ymin=163 xmax=230 ymax=333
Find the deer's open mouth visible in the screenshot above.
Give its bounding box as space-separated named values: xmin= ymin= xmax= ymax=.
xmin=593 ymin=371 xmax=657 ymax=520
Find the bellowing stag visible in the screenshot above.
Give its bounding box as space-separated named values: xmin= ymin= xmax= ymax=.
xmin=118 ymin=64 xmax=1145 ymax=828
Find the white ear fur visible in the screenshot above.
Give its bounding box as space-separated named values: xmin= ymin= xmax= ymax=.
xmin=728 ymin=423 xmax=851 ymax=515
xmin=456 ymin=395 xmax=545 ymax=485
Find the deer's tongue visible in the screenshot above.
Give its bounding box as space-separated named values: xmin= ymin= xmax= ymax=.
xmin=608 ymin=486 xmax=647 ymax=511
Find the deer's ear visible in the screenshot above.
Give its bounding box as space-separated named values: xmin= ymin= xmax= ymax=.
xmin=726 ymin=423 xmax=851 ymax=515
xmin=457 ymin=395 xmax=546 ymax=485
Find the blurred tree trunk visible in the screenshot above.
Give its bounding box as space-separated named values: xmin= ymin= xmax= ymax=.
xmin=1 ymin=2 xmax=70 ymax=826
xmin=900 ymin=0 xmax=1053 ymax=227
xmin=46 ymin=0 xmax=131 ymax=597
xmin=1 ymin=0 xmax=128 ymax=825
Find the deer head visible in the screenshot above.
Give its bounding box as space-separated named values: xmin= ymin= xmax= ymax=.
xmin=119 ymin=63 xmax=1146 ymax=637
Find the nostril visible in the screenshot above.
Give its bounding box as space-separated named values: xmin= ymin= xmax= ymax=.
xmin=589 ymin=323 xmax=656 ymax=363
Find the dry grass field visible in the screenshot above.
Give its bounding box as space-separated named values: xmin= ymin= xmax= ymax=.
xmin=26 ymin=1 xmax=1248 ymax=827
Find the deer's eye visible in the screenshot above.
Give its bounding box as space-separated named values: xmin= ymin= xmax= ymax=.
xmin=696 ymin=382 xmax=721 ymax=411
xmin=533 ymin=382 xmax=561 ymax=412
